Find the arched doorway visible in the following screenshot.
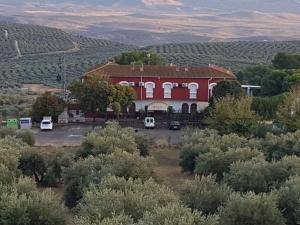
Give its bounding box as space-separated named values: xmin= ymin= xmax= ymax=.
xmin=191 ymin=103 xmax=197 ymax=114
xmin=129 ymin=103 xmax=136 ymax=113
xmin=182 ymin=103 xmax=189 ymax=114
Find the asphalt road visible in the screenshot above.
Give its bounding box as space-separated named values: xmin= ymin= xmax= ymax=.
xmin=34 ymin=124 xmax=182 ymax=146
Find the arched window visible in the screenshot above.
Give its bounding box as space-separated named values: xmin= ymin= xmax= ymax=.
xmin=188 ymin=83 xmax=199 ymax=99
xmin=163 ymin=82 xmax=172 ymax=99
xmin=209 ymin=83 xmax=217 ymax=98
xmin=145 ymin=82 xmax=155 ymax=98
xmin=119 ymin=81 xmax=129 ymax=86
xmin=182 ymin=103 xmax=189 ymax=114
xmin=191 ymin=103 xmax=197 ymax=114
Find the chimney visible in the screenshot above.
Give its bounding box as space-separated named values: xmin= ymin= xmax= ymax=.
xmin=184 ymin=65 xmax=189 ymax=72
xmin=140 ymin=64 xmax=144 ymax=72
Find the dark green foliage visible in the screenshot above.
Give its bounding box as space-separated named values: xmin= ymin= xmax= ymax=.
xmin=31 ymin=92 xmax=65 ymax=122
xmin=179 ymin=175 xmax=232 ymax=215
xmin=219 ymin=192 xmax=285 ymax=225
xmin=210 ymin=80 xmax=244 ymax=104
xmin=251 ymin=94 xmax=286 ymax=119
xmin=273 ymin=52 xmax=300 ymax=69
xmin=277 ymin=176 xmax=300 ymax=225
xmin=114 ymin=51 xmax=162 ymax=65
xmin=134 ymin=133 xmax=154 ymax=156
xmin=18 ymin=150 xmax=48 ymax=183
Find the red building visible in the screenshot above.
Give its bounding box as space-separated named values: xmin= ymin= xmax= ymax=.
xmin=85 ymin=63 xmax=236 ymax=113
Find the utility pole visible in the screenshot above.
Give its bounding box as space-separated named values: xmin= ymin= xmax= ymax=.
xmin=58 ymin=53 xmax=67 ymax=102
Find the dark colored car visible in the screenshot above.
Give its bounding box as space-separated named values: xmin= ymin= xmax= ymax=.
xmin=169 ymin=121 xmax=181 ymax=130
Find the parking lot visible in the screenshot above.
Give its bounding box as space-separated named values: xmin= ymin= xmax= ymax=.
xmin=34 ymin=124 xmax=182 ymax=146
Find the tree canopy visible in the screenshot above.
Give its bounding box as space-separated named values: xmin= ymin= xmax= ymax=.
xmin=114 ymin=51 xmax=162 ymax=65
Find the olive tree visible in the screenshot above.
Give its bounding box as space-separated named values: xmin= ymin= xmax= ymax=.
xmin=219 ymin=192 xmax=285 ymax=225
xmin=179 ymin=175 xmax=232 ymax=215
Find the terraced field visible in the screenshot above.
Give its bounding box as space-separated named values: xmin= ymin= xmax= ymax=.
xmin=0 ymin=23 xmax=135 ymax=88
xmin=148 ymin=41 xmax=300 ymax=72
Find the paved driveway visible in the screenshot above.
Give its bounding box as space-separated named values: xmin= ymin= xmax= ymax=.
xmin=34 ymin=124 xmax=182 ymax=146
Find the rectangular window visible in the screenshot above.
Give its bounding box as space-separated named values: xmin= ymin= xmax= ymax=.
xmin=163 ymin=83 xmax=172 ymax=99
xmin=146 ymin=90 xmax=153 ymax=98
xmin=190 ymin=91 xmax=197 ymax=99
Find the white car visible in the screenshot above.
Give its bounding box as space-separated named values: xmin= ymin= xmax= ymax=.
xmin=40 ymin=120 xmax=53 ymax=131
xmin=144 ymin=117 xmax=155 ymax=129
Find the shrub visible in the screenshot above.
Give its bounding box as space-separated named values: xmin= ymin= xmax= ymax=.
xmin=64 ymin=151 xmax=154 ymax=208
xmin=138 ymin=203 xmax=219 ymax=225
xmin=76 ymin=176 xmax=178 ymax=222
xmin=277 ymin=176 xmax=300 ymax=225
xmin=0 ymin=164 xmax=16 ymax=185
xmin=179 ymin=129 xmax=260 ymax=173
xmin=225 ymin=156 xmax=300 ymax=193
xmin=78 ymin=122 xmax=138 ymax=158
xmin=219 ymin=192 xmax=285 ymax=225
xmin=74 ymin=215 xmax=134 ymax=225
xmin=0 ymin=126 xmax=17 ymax=138
xmin=16 ymin=129 xmax=35 ymax=146
xmin=195 ymin=147 xmax=262 ymax=181
xmin=262 ymin=131 xmax=300 ymax=161
xmin=0 ymin=183 xmax=67 ymax=225
xmin=206 ymin=96 xmax=259 ymax=136
xmin=134 ymin=133 xmax=154 ymax=156
xmin=179 ymin=175 xmax=232 ymax=215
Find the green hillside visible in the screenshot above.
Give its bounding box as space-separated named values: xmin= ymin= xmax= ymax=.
xmin=148 ymin=41 xmax=300 ymax=72
xmin=0 ymin=23 xmax=135 ymax=88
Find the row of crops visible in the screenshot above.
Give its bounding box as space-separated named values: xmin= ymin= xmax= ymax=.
xmin=0 ymin=23 xmax=135 ymax=88
xmin=148 ymin=41 xmax=300 ymax=72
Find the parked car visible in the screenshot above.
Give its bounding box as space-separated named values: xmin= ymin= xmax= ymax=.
xmin=40 ymin=116 xmax=53 ymax=131
xmin=169 ymin=121 xmax=181 ymax=130
xmin=144 ymin=117 xmax=155 ymax=129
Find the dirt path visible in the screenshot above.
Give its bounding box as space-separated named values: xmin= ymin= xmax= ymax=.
xmin=151 ymin=147 xmax=191 ymax=190
xmin=15 ymin=40 xmax=22 ymax=58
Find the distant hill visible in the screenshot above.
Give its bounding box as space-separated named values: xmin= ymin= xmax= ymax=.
xmin=147 ymin=41 xmax=300 ymax=72
xmin=0 ymin=23 xmax=135 ymax=88
xmin=1 ymin=23 xmax=300 ymax=89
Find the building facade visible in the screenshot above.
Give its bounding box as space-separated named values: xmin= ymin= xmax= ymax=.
xmin=85 ymin=63 xmax=237 ymax=113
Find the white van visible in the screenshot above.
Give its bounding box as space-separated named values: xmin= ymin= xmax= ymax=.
xmin=19 ymin=117 xmax=32 ymax=129
xmin=144 ymin=117 xmax=155 ymax=129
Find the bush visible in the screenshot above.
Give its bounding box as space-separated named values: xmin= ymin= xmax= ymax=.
xmin=179 ymin=129 xmax=260 ymax=173
xmin=277 ymin=176 xmax=300 ymax=225
xmin=206 ymin=96 xmax=259 ymax=136
xmin=225 ymin=156 xmax=300 ymax=193
xmin=77 ymin=122 xmax=138 ymax=158
xmin=0 ymin=164 xmax=16 ymax=185
xmin=74 ymin=215 xmax=134 ymax=225
xmin=195 ymin=147 xmax=262 ymax=181
xmin=76 ymin=176 xmax=178 ymax=222
xmin=219 ymin=192 xmax=285 ymax=225
xmin=262 ymin=131 xmax=300 ymax=161
xmin=64 ymin=151 xmax=155 ymax=208
xmin=16 ymin=129 xmax=35 ymax=146
xmin=138 ymin=203 xmax=219 ymax=225
xmin=134 ymin=133 xmax=154 ymax=156
xmin=0 ymin=181 xmax=67 ymax=225
xmin=179 ymin=175 xmax=232 ymax=215
xmin=0 ymin=126 xmax=17 ymax=138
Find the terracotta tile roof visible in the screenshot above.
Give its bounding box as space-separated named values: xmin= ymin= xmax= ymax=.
xmin=85 ymin=63 xmax=236 ymax=79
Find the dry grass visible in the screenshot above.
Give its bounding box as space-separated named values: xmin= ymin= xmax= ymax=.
xmin=151 ymin=146 xmax=191 ymax=190
xmin=22 ymin=84 xmax=62 ymax=95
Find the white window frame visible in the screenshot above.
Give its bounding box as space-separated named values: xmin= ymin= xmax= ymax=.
xmin=163 ymin=82 xmax=173 ymax=99
xmin=209 ymin=83 xmax=217 ymax=97
xmin=188 ymin=83 xmax=199 ymax=99
xmin=145 ymin=82 xmax=155 ymax=99
xmin=119 ymin=81 xmax=129 ymax=86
